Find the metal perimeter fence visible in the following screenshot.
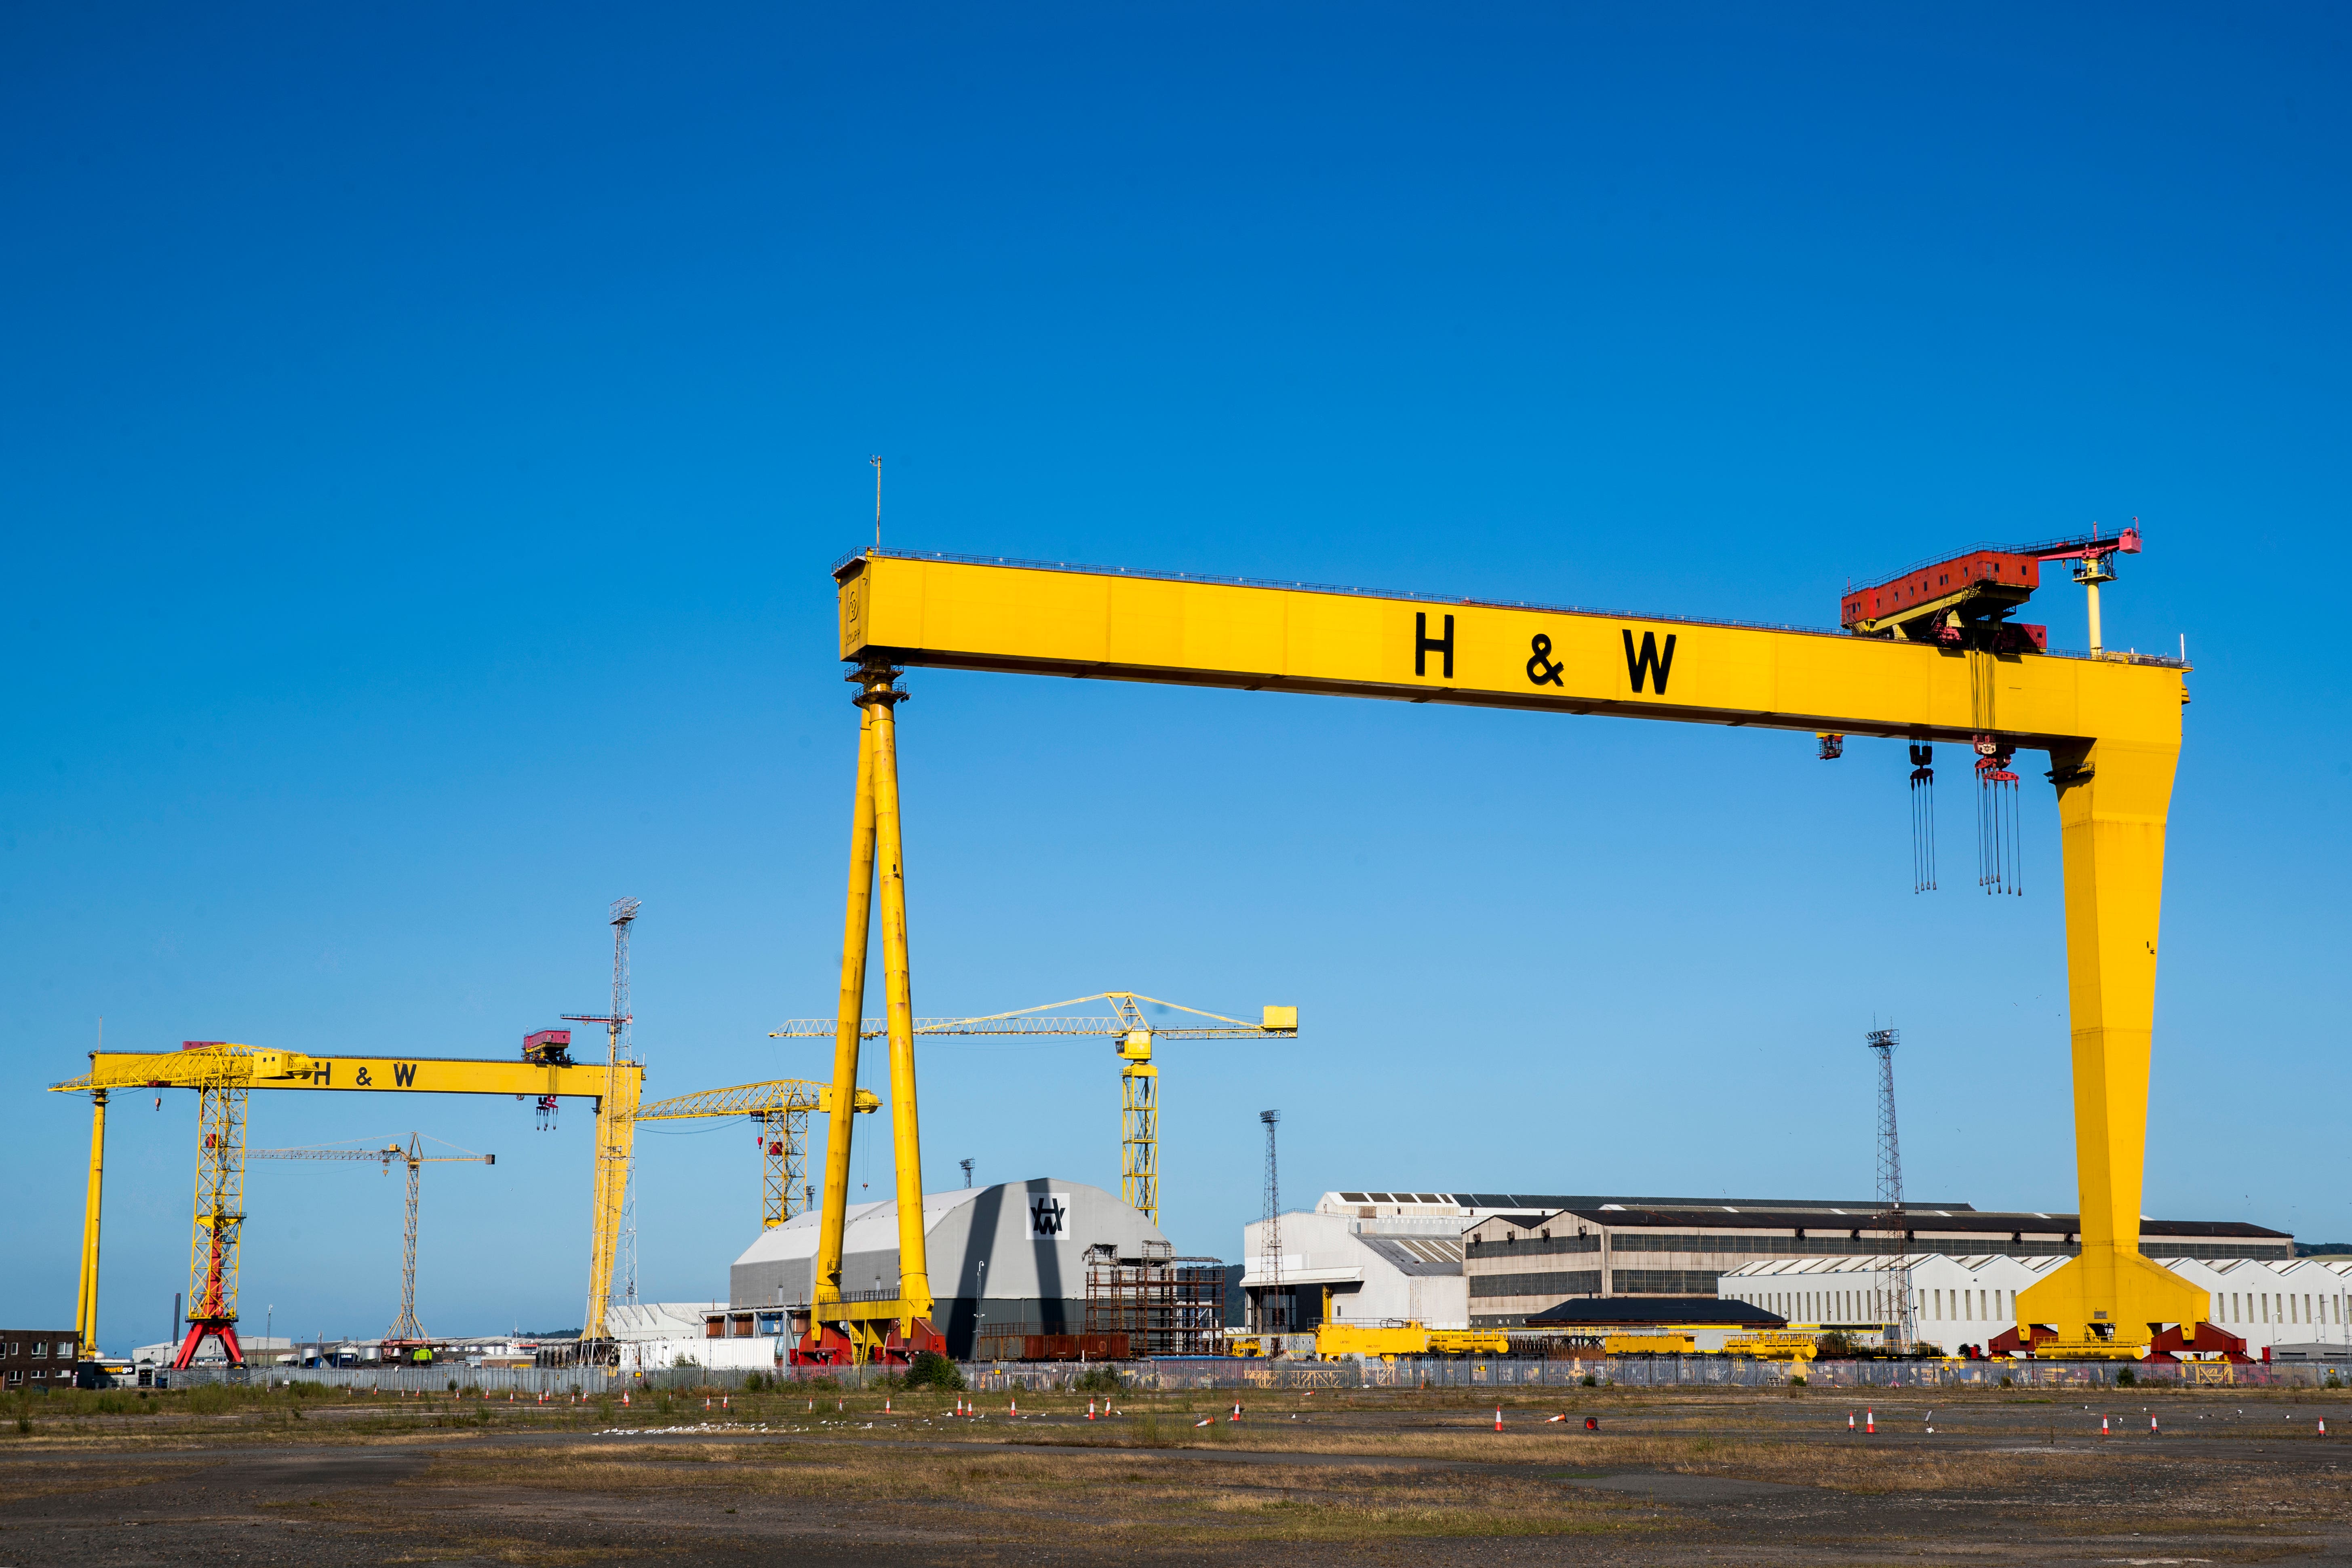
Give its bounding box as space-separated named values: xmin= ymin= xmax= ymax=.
xmin=144 ymin=1355 xmax=2342 ymax=1395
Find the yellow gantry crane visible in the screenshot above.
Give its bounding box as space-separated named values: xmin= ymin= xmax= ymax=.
xmin=249 ymin=1134 xmax=493 ymax=1346
xmin=824 ymin=542 xmax=2205 ymax=1359
xmin=51 ymin=1043 xmax=641 ymax=1367
xmin=768 ymin=993 xmax=1296 ymax=1227
xmin=632 ymin=1079 xmax=879 ymax=1229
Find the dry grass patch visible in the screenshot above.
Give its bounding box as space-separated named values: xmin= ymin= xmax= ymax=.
xmin=415 ymin=1441 xmax=1649 ymax=1545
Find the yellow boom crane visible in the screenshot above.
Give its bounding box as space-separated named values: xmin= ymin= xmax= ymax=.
xmin=822 ymin=542 xmax=2207 ymax=1360
xmin=249 ymin=1134 xmax=492 ymax=1348
xmin=52 ymin=1043 xmax=641 ymax=1367
xmin=632 ymin=1079 xmax=879 ymax=1229
xmin=768 ymin=993 xmax=1296 ymax=1228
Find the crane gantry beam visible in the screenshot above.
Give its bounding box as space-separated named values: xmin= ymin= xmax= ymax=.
xmin=829 ymin=546 xmax=2202 ymax=1359
xmin=52 ymin=1045 xmax=642 ymax=1360
xmin=633 ymin=1079 xmax=879 ymax=1229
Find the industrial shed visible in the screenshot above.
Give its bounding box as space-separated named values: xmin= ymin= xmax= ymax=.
xmin=727 ymin=1176 xmax=1173 ymax=1359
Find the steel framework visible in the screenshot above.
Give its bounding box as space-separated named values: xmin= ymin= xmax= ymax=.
xmin=770 ymin=991 xmax=1295 ymax=1227
xmin=175 ymin=1049 xmax=250 ymax=1368
xmin=631 ymin=1077 xmax=877 ymax=1228
xmin=250 ymin=1134 xmax=492 ymax=1344
xmin=1865 ymin=1028 xmax=1914 ymax=1353
xmin=1084 ymin=1241 xmax=1226 ymax=1356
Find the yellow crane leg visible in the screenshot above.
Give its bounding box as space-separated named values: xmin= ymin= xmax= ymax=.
xmin=2016 ymin=739 xmax=2208 ymax=1354
xmin=76 ymin=1089 xmax=107 ymax=1360
xmin=813 ymin=691 xmax=881 ymax=1322
xmin=583 ymin=1075 xmax=640 ymax=1345
xmin=867 ymin=674 xmax=934 ymax=1332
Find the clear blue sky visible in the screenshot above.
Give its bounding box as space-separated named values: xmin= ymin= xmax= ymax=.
xmin=6 ymin=4 xmax=2346 ymax=1351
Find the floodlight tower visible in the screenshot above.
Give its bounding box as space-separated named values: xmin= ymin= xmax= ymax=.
xmin=1865 ymin=1028 xmax=1914 ymax=1353
xmin=1259 ymin=1109 xmax=1283 ymax=1334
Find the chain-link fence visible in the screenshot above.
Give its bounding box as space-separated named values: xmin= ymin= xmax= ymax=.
xmin=146 ymin=1354 xmax=2341 ymax=1394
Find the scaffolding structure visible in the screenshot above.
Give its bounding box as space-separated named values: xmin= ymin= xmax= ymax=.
xmin=1084 ymin=1241 xmax=1227 ymax=1357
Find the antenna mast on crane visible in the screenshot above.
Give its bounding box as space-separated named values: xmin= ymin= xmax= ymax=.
xmin=1865 ymin=1028 xmax=1913 ymax=1354
xmin=563 ymin=896 xmax=641 ymax=1317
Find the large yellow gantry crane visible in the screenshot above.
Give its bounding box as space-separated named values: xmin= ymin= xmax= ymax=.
xmin=52 ymin=1043 xmax=642 ymax=1367
xmin=769 ymin=993 xmax=1296 ymax=1227
xmin=821 ymin=541 xmax=2202 ymax=1361
xmin=633 ymin=1079 xmax=879 ymax=1229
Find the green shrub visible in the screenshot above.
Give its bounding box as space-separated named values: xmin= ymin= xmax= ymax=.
xmin=1788 ymin=1375 xmax=1806 ymax=1388
xmin=2115 ymin=1368 xmax=2136 ymax=1387
xmin=1072 ymin=1366 xmax=1120 ymax=1394
xmin=1580 ymin=1374 xmax=1597 ymax=1387
xmin=743 ymin=1372 xmax=767 ymax=1393
xmin=906 ymin=1351 xmax=965 ymax=1391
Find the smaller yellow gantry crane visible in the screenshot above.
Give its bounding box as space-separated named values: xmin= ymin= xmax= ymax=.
xmin=633 ymin=1079 xmax=879 ymax=1229
xmin=771 ymin=993 xmax=1296 ymax=1227
xmin=249 ymin=1134 xmax=493 ymax=1347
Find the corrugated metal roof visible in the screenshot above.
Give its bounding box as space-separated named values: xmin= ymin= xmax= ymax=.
xmin=1359 ymin=1235 xmax=1462 ymax=1276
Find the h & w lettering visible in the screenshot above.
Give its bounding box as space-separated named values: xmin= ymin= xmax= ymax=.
xmin=1622 ymin=629 xmax=1676 ymax=695
xmin=1414 ymin=613 xmax=1455 ymax=679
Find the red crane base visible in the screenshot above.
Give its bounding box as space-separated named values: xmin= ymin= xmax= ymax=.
xmin=171 ymin=1320 xmax=244 ymax=1370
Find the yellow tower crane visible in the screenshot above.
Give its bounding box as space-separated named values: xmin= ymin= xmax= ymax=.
xmin=769 ymin=993 xmax=1297 ymax=1227
xmin=249 ymin=1134 xmax=493 ymax=1349
xmin=632 ymin=1079 xmax=879 ymax=1229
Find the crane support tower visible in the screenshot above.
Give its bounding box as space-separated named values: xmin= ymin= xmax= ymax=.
xmin=52 ymin=1042 xmax=643 ymax=1361
xmin=830 ymin=542 xmax=2203 ymax=1358
xmin=769 ymin=991 xmax=1296 ymax=1227
xmin=633 ymin=1078 xmax=879 ymax=1228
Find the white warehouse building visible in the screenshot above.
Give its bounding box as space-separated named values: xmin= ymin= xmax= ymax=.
xmin=1720 ymin=1254 xmax=2352 ymax=1359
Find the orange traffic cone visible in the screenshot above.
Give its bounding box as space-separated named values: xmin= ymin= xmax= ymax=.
xmin=1494 ymin=1407 xmax=1503 ymax=1431
xmin=1087 ymin=1399 xmax=1097 ymax=1420
xmin=2320 ymin=1418 xmax=2330 ymax=1438
xmin=1545 ymin=1414 xmax=1566 ymax=1423
xmin=2100 ymin=1416 xmax=2110 ymax=1437
xmin=1847 ymin=1411 xmax=1855 ymax=1432
xmin=1230 ymin=1402 xmax=1242 ymax=1422
xmin=2149 ymin=1416 xmax=2159 ymax=1435
xmin=1864 ymin=1409 xmax=1875 ymax=1435
xmin=1193 ymin=1416 xmax=1213 ymax=1427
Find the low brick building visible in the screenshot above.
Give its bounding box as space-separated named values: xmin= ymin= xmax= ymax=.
xmin=0 ymin=1330 xmax=80 ymax=1390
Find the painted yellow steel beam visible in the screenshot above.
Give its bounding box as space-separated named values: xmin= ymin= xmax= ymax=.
xmin=55 ymin=1047 xmax=629 ymax=1100
xmin=835 ymin=549 xmax=2203 ymax=1354
xmin=835 ymin=550 xmax=2184 ymax=746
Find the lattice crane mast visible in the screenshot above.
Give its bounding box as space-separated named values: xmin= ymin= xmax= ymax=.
xmin=249 ymin=1134 xmax=493 ymax=1347
xmin=769 ymin=993 xmax=1297 ymax=1226
xmin=632 ymin=1079 xmax=879 ymax=1229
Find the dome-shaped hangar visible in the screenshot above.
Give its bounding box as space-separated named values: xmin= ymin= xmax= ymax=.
xmin=729 ymin=1177 xmax=1177 ymax=1358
